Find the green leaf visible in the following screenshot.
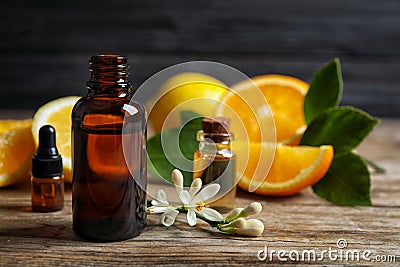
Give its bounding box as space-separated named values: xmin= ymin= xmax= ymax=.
xmin=180 ymin=110 xmax=202 ymax=124
xmin=313 ymin=152 xmax=371 ymax=206
xmin=300 ymin=106 xmax=379 ymax=156
xmin=304 ymin=58 xmax=343 ymax=124
xmin=147 ymin=111 xmax=202 ymax=186
xmin=147 ymin=129 xmax=178 ymax=183
xmin=178 ymin=116 xmax=203 ymax=160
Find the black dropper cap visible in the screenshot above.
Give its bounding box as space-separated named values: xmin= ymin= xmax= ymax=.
xmin=32 ymin=125 xmax=63 ymax=178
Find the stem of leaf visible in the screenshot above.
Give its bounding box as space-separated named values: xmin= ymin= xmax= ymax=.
xmin=363 ymin=157 xmax=386 ymax=174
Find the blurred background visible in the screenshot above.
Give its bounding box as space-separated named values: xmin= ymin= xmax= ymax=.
xmin=0 ymin=0 xmax=399 ymax=117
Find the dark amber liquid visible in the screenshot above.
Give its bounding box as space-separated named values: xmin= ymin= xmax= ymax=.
xmin=72 ymin=115 xmax=146 ymax=241
xmin=31 ymin=176 xmax=64 ymax=212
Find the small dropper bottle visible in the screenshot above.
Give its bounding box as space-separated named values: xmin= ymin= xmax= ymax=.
xmin=193 ymin=117 xmax=237 ymax=213
xmin=31 ymin=125 xmax=64 ymax=212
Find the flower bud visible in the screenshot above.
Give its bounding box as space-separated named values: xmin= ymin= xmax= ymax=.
xmin=240 ymin=202 xmax=262 ymax=217
xmin=233 ymin=219 xmax=264 ymax=237
xmin=224 ymin=208 xmax=244 ymax=221
xmin=225 ymin=218 xmax=247 ymax=229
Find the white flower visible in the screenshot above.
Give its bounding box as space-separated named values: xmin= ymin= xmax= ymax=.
xmin=149 ymin=189 xmax=169 ymax=212
xmin=177 ymin=176 xmax=223 ymax=226
xmin=147 ymin=189 xmax=179 ymax=227
xmin=148 ymin=169 xmax=265 ymax=235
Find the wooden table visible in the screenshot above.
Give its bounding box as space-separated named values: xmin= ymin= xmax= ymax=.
xmin=0 ymin=119 xmax=399 ymax=266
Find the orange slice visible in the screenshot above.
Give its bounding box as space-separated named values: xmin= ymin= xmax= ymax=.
xmin=0 ymin=119 xmax=35 ymax=187
xmin=238 ymin=144 xmax=334 ymax=196
xmin=32 ymin=96 xmax=81 ymax=182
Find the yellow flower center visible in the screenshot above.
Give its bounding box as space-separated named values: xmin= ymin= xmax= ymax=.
xmin=195 ymin=201 xmax=205 ymax=211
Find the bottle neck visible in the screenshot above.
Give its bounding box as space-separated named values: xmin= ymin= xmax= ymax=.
xmin=197 ymin=131 xmax=233 ymax=154
xmin=86 ymin=54 xmax=132 ymax=96
xmin=199 ymin=140 xmax=232 ymax=152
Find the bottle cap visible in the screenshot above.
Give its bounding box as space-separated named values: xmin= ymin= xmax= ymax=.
xmin=200 ymin=117 xmax=233 ymax=143
xmin=201 ymin=117 xmax=231 ymax=134
xmin=32 ymin=125 xmax=63 ymax=178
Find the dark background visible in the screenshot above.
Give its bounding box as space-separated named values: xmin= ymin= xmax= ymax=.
xmin=1 ymin=0 xmax=399 ymax=117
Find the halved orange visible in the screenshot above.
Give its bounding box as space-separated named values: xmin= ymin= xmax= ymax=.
xmin=220 ymin=74 xmax=309 ymax=145
xmin=0 ymin=119 xmax=35 ymax=187
xmin=32 ymin=96 xmax=81 ymax=182
xmin=237 ymin=143 xmax=334 ymax=196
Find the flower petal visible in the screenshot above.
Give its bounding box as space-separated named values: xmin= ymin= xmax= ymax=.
xmin=151 ymin=189 xmax=169 ymax=207
xmin=192 ymin=184 xmax=220 ymax=203
xmin=171 ymin=169 xmax=184 ymax=194
xmin=189 ymin=178 xmax=202 ymax=197
xmin=147 ymin=206 xmax=167 ymax=214
xmin=178 ymin=190 xmax=192 ymax=206
xmin=187 ymin=210 xmax=197 ymax=226
xmin=198 ymin=207 xmax=223 ymax=221
xmin=160 ymin=208 xmax=179 ymax=227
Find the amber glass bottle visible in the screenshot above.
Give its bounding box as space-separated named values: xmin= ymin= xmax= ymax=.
xmin=193 ymin=117 xmax=236 ymax=213
xmin=31 ymin=125 xmax=64 ymax=212
xmin=72 ymin=54 xmax=146 ymax=241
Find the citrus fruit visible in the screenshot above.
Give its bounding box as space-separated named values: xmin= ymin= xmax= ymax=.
xmin=0 ymin=119 xmax=35 ymax=187
xmin=237 ymin=143 xmax=334 ymax=196
xmin=219 ymin=74 xmax=309 ymax=145
xmin=147 ymin=72 xmax=228 ymax=133
xmin=32 ymin=96 xmax=81 ymax=183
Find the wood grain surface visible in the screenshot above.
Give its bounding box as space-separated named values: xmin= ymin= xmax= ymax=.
xmin=1 ymin=0 xmax=399 ymax=117
xmin=0 ymin=119 xmax=399 ymax=266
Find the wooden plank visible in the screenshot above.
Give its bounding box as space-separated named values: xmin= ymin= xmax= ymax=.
xmin=0 ymin=119 xmax=399 ymax=265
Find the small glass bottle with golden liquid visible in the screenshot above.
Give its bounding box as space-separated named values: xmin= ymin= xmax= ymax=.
xmin=31 ymin=125 xmax=64 ymax=212
xmin=72 ymin=54 xmax=147 ymax=241
xmin=193 ymin=117 xmax=236 ymax=213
